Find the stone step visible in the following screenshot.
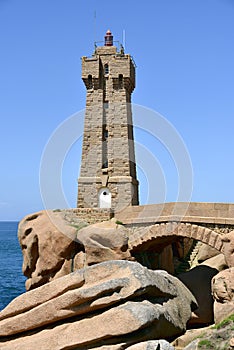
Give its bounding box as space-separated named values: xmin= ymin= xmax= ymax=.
xmin=175 ymin=240 xmax=201 ymax=275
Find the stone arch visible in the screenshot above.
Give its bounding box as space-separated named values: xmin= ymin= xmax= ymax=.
xmin=129 ymin=222 xmax=224 ymax=254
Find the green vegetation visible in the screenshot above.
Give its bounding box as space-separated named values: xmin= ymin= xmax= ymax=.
xmin=214 ymin=314 xmax=234 ymax=329
xmin=198 ymin=339 xmax=212 ymax=347
xmin=195 ymin=314 xmax=234 ymax=349
xmin=71 ymin=222 xmax=88 ymax=231
xmin=115 ymin=220 xmax=124 ymax=225
xmin=53 ymin=209 xmax=62 ymax=212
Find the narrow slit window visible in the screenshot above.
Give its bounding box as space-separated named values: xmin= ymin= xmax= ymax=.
xmin=104 ymin=130 xmax=108 ymax=140
xmin=88 ymin=75 xmax=93 ymax=89
xmin=104 ymin=64 xmax=109 ymax=75
xmin=119 ymin=74 xmax=123 ymax=89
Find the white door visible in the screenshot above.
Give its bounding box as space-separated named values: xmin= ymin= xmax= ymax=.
xmin=98 ymin=188 xmax=111 ymax=208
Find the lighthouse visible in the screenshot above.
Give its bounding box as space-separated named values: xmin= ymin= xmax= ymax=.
xmin=77 ymin=30 xmax=139 ymax=212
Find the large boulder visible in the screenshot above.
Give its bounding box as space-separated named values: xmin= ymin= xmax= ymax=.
xmin=0 ymin=260 xmax=197 ymax=349
xmin=18 ymin=210 xmax=87 ymax=290
xmin=212 ymin=267 xmax=234 ymax=324
xmin=76 ymin=219 xmax=132 ymax=265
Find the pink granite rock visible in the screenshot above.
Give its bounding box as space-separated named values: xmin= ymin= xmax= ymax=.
xmin=0 ymin=261 xmax=197 ymax=349
xmin=212 ymin=267 xmax=234 ymax=324
xmin=18 ymin=210 xmax=85 ymax=290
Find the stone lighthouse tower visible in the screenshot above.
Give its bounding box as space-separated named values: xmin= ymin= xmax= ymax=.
xmin=77 ymin=30 xmax=139 ymax=211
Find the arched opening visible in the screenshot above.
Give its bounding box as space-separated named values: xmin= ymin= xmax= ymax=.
xmin=98 ymin=188 xmax=111 ymax=208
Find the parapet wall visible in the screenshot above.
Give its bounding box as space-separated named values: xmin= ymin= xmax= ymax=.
xmin=114 ymin=202 xmax=234 ymax=226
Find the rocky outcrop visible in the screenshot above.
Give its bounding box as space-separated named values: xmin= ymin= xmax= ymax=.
xmin=15 ymin=209 xmax=234 ymax=349
xmin=0 ymin=260 xmax=197 ymax=349
xmin=19 ymin=210 xmax=234 ymax=293
xmin=18 ymin=210 xmax=88 ymax=290
xmin=212 ymin=267 xmax=234 ymax=324
xmin=18 ymin=211 xmax=134 ymax=291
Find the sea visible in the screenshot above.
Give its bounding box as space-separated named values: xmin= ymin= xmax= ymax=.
xmin=0 ymin=222 xmax=26 ymax=311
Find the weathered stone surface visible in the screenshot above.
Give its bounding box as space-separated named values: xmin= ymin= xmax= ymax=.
xmin=77 ymin=219 xmax=131 ymax=266
xmin=201 ymin=253 xmax=228 ymax=272
xmin=178 ymin=265 xmax=218 ymax=325
xmin=197 ymin=243 xmax=220 ymax=262
xmin=0 ymin=302 xmax=165 ymax=350
xmin=18 ymin=210 xmax=87 ymax=290
xmin=0 ymin=261 xmax=197 ymax=349
xmin=172 ymin=326 xmax=212 ymax=349
xmin=183 ymin=339 xmax=199 ymax=350
xmin=126 ymin=340 xmax=175 ymax=349
xmin=221 ymin=231 xmax=234 ymax=267
xmin=212 ymin=267 xmax=234 ymax=324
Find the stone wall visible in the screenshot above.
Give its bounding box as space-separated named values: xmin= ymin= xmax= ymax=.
xmin=72 ymin=208 xmax=114 ymax=224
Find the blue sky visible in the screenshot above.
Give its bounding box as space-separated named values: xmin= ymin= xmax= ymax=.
xmin=0 ymin=0 xmax=234 ymax=220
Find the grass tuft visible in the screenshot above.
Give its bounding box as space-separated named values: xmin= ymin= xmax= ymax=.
xmin=115 ymin=220 xmax=124 ymax=225
xmin=214 ymin=314 xmax=234 ymax=330
xmin=198 ymin=339 xmax=212 ymax=347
